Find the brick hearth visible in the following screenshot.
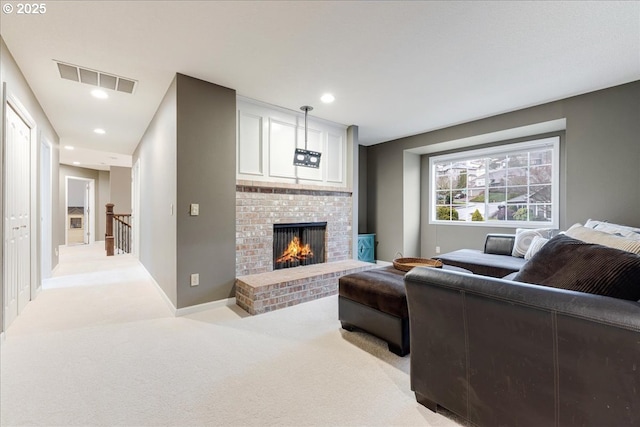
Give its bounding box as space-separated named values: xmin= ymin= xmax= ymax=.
xmin=236 ymin=260 xmax=376 ymax=315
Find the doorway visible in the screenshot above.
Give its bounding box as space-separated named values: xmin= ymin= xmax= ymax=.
xmin=65 ymin=177 xmax=95 ymax=246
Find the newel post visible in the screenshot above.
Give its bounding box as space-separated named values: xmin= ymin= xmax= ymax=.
xmin=106 ymin=203 xmax=114 ymax=256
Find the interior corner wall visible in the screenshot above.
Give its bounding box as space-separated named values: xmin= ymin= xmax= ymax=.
xmin=366 ymin=80 xmax=640 ymax=261
xmin=109 ymin=166 xmax=132 ymax=214
xmin=175 ymin=74 xmax=236 ymax=308
xmin=133 ymin=77 xmax=178 ymax=308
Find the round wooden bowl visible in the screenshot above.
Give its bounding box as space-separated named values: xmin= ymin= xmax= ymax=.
xmin=393 ymin=257 xmax=443 ymax=272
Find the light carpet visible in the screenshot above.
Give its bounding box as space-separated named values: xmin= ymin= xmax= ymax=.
xmin=1 ymin=243 xmax=464 ymax=427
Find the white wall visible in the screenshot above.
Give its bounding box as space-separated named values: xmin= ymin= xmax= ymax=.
xmin=237 ymin=98 xmax=349 ymax=188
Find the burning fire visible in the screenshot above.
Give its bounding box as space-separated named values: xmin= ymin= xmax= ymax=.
xmin=276 ymin=237 xmax=314 ymax=264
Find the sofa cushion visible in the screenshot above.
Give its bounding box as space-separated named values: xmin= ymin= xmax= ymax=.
xmin=584 ymin=219 xmax=640 ymax=239
xmin=437 ymin=249 xmax=527 ymax=278
xmin=513 ymin=234 xmax=640 ymax=301
xmin=565 ymin=223 xmax=640 ymax=254
xmin=524 ymin=235 xmax=549 ymax=260
xmin=512 ymin=228 xmax=554 ymax=257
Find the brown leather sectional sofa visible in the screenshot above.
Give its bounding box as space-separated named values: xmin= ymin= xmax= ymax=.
xmin=404 ymin=238 xmax=640 ymax=426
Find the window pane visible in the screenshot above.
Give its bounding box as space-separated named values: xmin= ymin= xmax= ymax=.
xmin=436 ymin=190 xmax=451 ymax=204
xmin=488 ymin=187 xmax=506 ymax=203
xmin=487 ymin=203 xmax=508 ymax=221
xmin=531 ymin=150 xmax=552 ymax=165
xmin=506 ymin=167 xmax=528 ymax=186
xmin=506 ymin=186 xmax=527 ymax=202
xmin=507 ymin=204 xmax=529 ymax=222
xmin=530 ymin=165 xmax=552 ymax=184
xmin=436 ymin=206 xmax=459 ymax=221
xmin=530 ymin=185 xmax=552 ymax=203
xmin=436 ymin=173 xmax=452 ymax=190
xmin=530 ymin=204 xmax=553 ymax=222
xmin=508 ymin=152 xmax=529 ymax=167
xmin=488 ymin=156 xmax=506 ymax=171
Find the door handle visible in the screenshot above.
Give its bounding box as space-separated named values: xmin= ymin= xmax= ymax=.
xmin=13 ymin=226 xmax=20 ymax=230
xmin=21 ymin=225 xmax=27 ymax=228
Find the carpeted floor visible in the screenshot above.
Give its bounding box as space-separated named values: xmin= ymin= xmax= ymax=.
xmin=1 ymin=243 xmax=464 ymax=426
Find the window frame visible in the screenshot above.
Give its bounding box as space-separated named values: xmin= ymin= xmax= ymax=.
xmin=429 ymin=136 xmax=560 ymax=228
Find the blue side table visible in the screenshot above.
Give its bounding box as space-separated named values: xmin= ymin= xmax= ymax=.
xmin=357 ymin=234 xmax=376 ymax=263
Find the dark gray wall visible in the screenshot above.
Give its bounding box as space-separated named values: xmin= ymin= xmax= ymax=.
xmin=1 ymin=37 xmax=60 ymax=332
xmin=366 ymin=81 xmax=640 ymax=261
xmin=175 ymin=74 xmax=236 ymax=308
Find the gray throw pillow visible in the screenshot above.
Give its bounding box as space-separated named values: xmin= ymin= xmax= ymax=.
xmin=513 ymin=234 xmax=640 ymax=301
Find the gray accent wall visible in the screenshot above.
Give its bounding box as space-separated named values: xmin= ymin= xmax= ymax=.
xmin=366 ymin=81 xmax=640 ymax=261
xmin=1 ymin=37 xmax=60 ymax=332
xmin=133 ymin=74 xmax=236 ymax=310
xmin=175 ymin=73 xmax=236 ymax=308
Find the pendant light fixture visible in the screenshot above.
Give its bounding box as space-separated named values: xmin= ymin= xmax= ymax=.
xmin=293 ymin=105 xmax=322 ymax=168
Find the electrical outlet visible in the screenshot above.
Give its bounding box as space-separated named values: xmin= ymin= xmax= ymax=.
xmin=190 ymin=203 xmax=199 ymax=216
xmin=435 ymin=246 xmax=441 ymax=254
xmin=190 ymin=273 xmax=199 ymax=287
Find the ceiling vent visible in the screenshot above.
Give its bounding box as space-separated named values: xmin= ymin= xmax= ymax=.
xmin=55 ymin=60 xmax=137 ymax=94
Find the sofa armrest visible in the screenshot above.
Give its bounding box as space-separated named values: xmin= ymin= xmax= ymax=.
xmin=483 ymin=233 xmax=515 ymax=255
xmin=404 ymin=267 xmax=640 ymax=426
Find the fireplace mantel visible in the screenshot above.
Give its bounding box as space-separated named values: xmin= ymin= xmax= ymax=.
xmin=236 ymin=179 xmax=352 ymax=195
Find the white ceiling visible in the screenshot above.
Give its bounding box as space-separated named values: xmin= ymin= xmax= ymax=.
xmin=1 ymin=1 xmax=639 ymax=170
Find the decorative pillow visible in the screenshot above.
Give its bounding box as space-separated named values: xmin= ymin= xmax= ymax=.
xmin=524 ymin=236 xmax=549 ymax=260
xmin=512 ymin=228 xmax=553 ymax=258
xmin=584 ymin=219 xmax=640 ymax=240
xmin=565 ymin=223 xmax=640 ymax=254
xmin=513 ymin=234 xmax=640 ymax=301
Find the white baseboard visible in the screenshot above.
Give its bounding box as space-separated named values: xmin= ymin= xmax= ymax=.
xmin=138 ymin=261 xmax=237 ymax=317
xmin=175 ymin=297 xmax=237 ymax=317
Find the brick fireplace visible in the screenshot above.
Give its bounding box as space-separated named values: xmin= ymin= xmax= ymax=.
xmin=235 ymin=180 xmax=353 ymax=276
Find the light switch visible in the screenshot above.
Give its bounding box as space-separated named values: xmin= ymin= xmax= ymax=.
xmin=190 ymin=203 xmax=199 ymax=216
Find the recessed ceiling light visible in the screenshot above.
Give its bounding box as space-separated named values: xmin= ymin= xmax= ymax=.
xmin=91 ymin=89 xmax=108 ymax=99
xmin=94 ymin=128 xmax=106 ymax=135
xmin=64 ymin=145 xmax=74 ymax=150
xmin=73 ymin=161 xmax=80 ymax=165
xmin=321 ymin=93 xmax=335 ymax=103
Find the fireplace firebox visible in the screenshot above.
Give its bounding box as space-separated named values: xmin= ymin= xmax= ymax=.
xmin=273 ymin=222 xmax=327 ymax=270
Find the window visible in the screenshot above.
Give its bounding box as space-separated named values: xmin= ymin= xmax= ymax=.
xmin=430 ymin=136 xmax=560 ymax=227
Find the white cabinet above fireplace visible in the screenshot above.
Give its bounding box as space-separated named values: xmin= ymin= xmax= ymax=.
xmin=237 ymin=97 xmax=349 ymax=188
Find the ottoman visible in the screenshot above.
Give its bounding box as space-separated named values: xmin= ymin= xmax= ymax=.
xmin=338 ymin=266 xmax=409 ymax=356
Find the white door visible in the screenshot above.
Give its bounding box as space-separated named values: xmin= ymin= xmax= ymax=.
xmin=4 ymin=103 xmax=32 ymax=327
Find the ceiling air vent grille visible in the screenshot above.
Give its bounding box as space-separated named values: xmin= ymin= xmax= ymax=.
xmin=55 ymin=60 xmax=137 ymax=94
